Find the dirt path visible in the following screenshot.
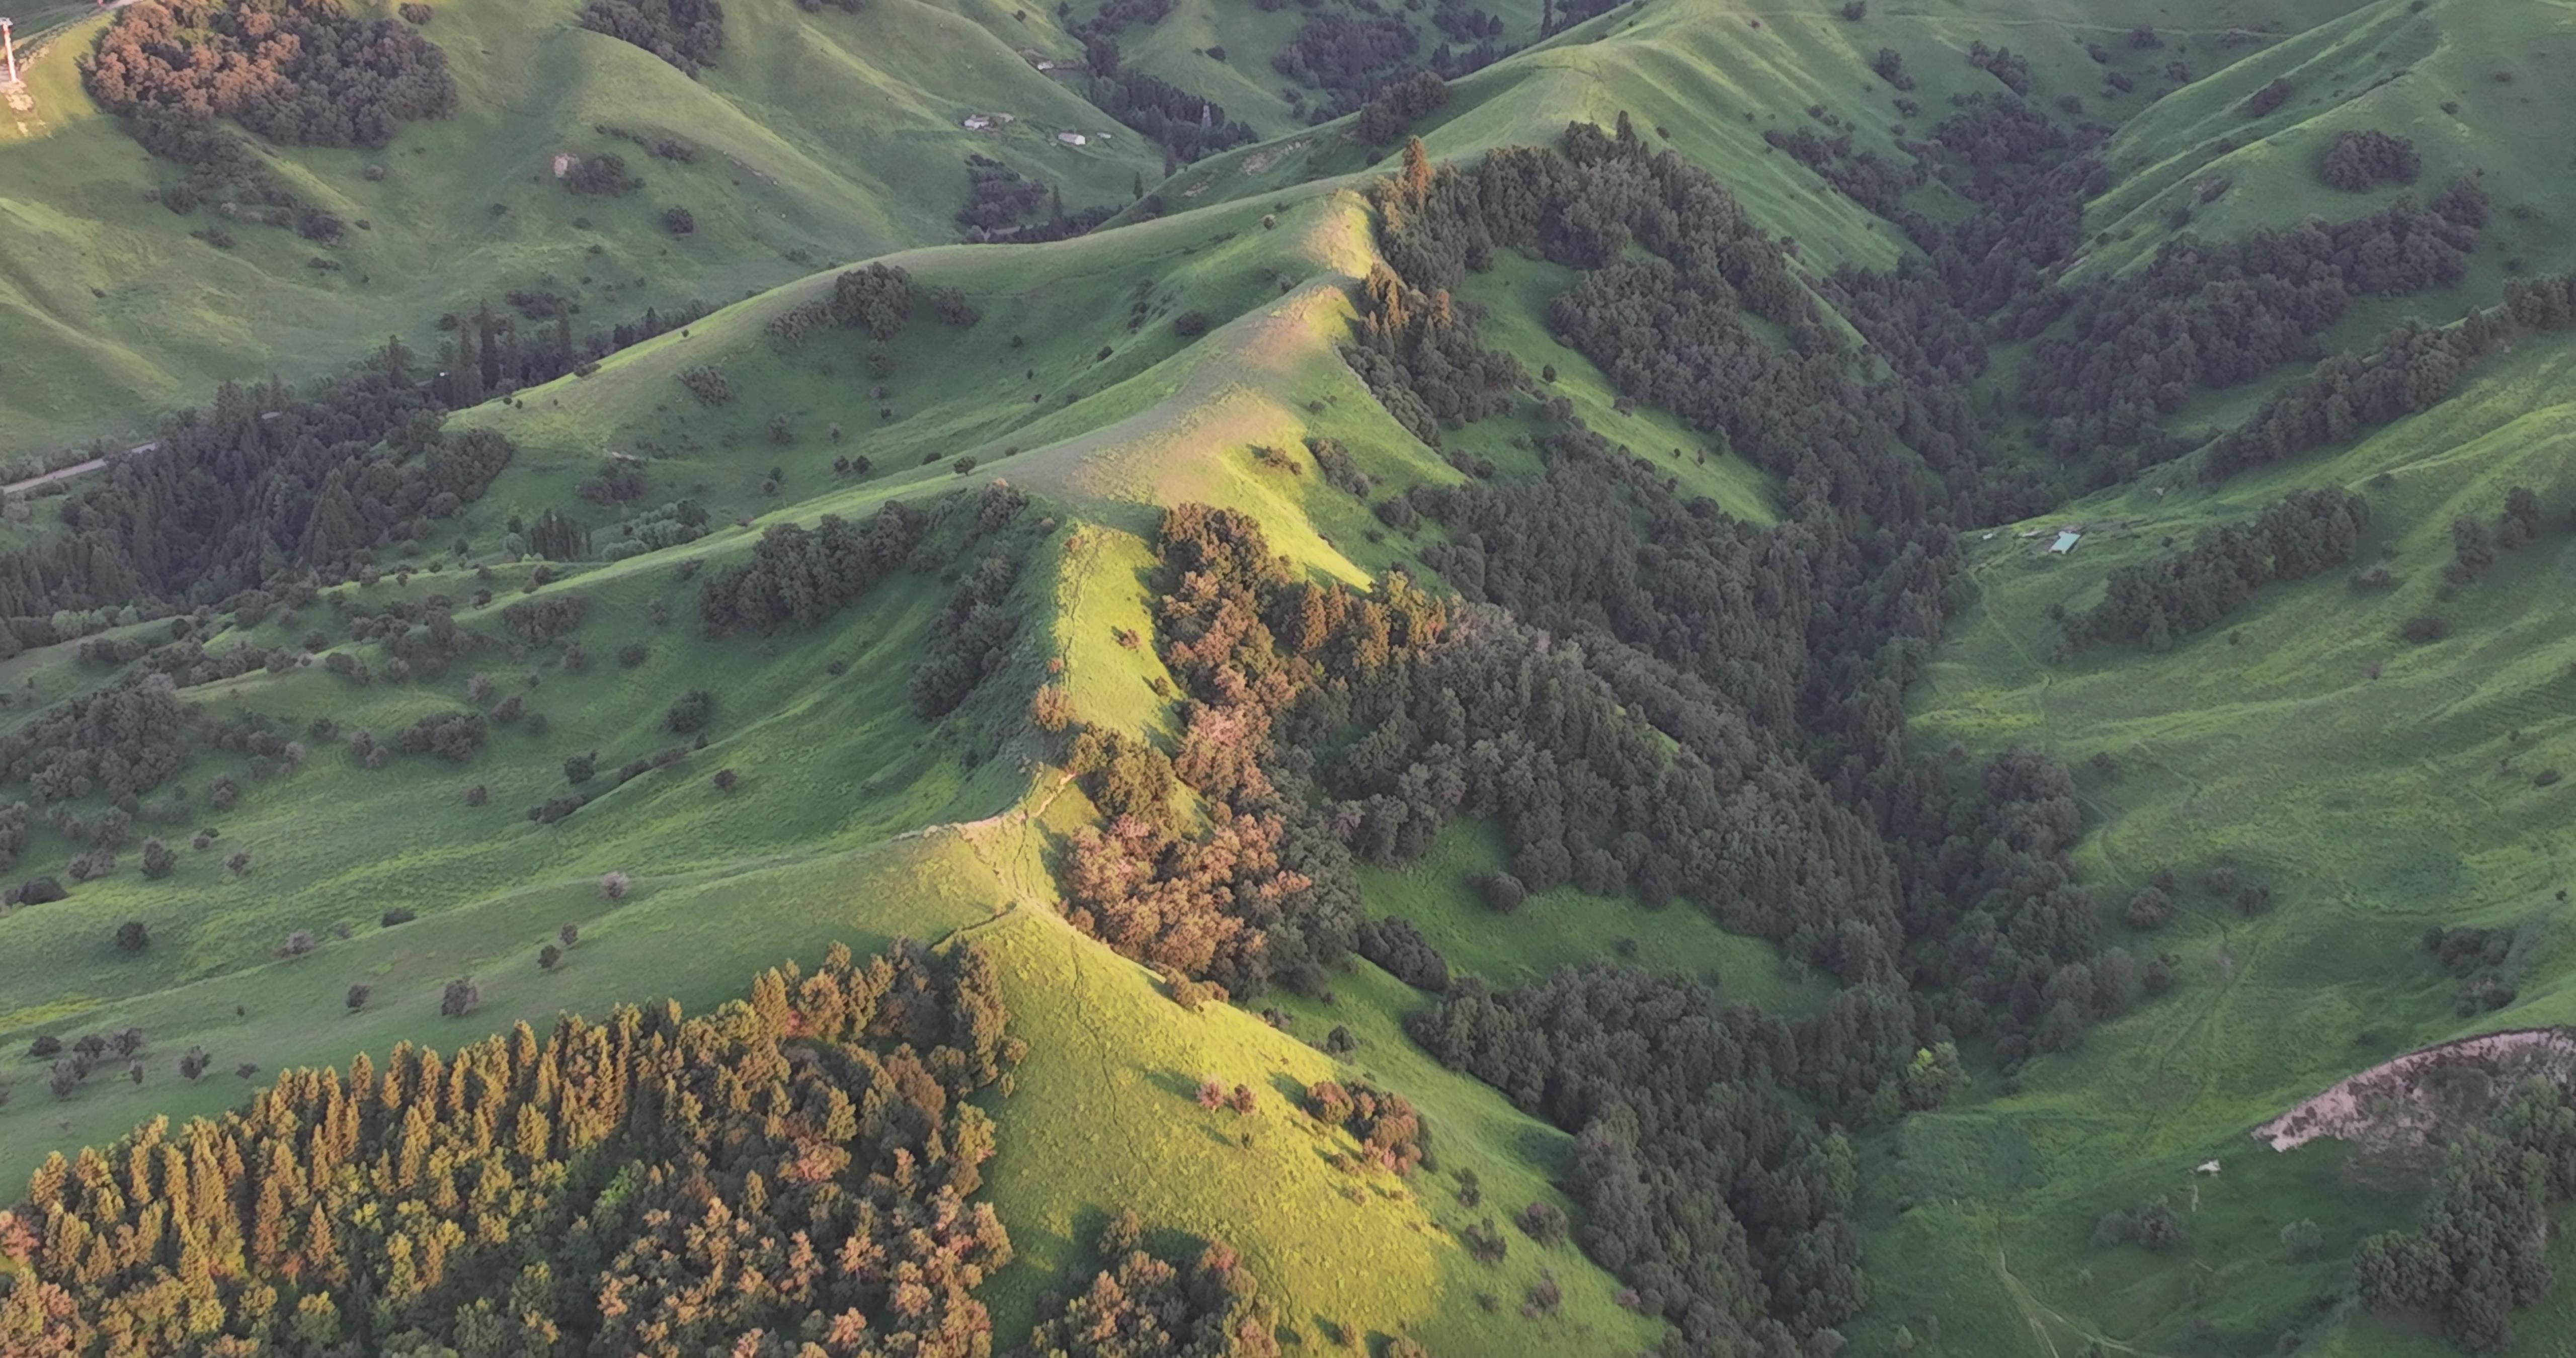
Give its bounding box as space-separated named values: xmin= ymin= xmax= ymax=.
xmin=1995 ymin=1245 xmax=2189 ymax=1358
xmin=2 ymin=454 xmax=112 ymax=496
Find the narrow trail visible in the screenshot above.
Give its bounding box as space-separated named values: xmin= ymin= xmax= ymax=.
xmin=2 ymin=454 xmax=112 ymax=496
xmin=1996 ymin=1244 xmax=2190 ymax=1358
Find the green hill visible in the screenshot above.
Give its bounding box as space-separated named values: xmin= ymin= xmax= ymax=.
xmin=0 ymin=0 xmax=1158 ymax=462
xmin=1872 ymin=327 xmax=2576 ymax=1356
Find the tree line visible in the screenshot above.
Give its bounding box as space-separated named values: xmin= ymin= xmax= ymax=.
xmin=1081 ymin=45 xmax=1258 ymax=164
xmin=2066 ymin=487 xmax=2372 ymax=649
xmin=1412 ymin=965 xmax=1873 ymax=1351
xmin=2018 ymin=188 xmax=2485 ymax=479
xmin=0 ymin=343 xmax=510 ymax=641
xmin=2204 ymin=272 xmax=2576 ymax=482
xmin=579 ymin=0 xmax=727 ymax=76
xmin=0 ymin=939 xmax=1019 ymax=1356
xmin=694 ymin=482 xmax=1032 ymax=640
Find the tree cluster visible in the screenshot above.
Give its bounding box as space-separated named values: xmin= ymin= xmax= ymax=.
xmin=2204 ymin=271 xmax=2576 ymax=481
xmin=0 ymin=939 xmax=1017 ymax=1356
xmin=2067 ymin=487 xmax=2371 ymax=649
xmin=500 ymin=592 xmax=591 ymax=648
xmin=1354 ymin=71 xmax=1448 ymax=146
xmin=2321 ymin=130 xmax=2421 ymax=191
xmin=579 ymin=0 xmax=725 ymax=76
xmin=1270 ymin=10 xmax=1421 ymax=117
xmin=1343 ymin=255 xmax=1524 ymax=445
xmin=1086 ymin=66 xmax=1257 ymax=163
xmin=390 ymin=709 xmax=487 ymax=763
xmin=1027 ymin=1216 xmax=1278 ymax=1358
xmin=2019 ymin=192 xmax=2483 ymax=476
xmin=1411 ymin=965 xmax=1866 ymax=1349
xmin=2445 ymin=485 xmax=2554 ymax=585
xmin=697 ymin=483 xmax=1028 ymax=637
xmin=446 ymin=297 xmax=709 ymax=409
xmin=83 ymin=0 xmax=456 ymax=148
xmin=2355 ymin=1078 xmax=2576 ymax=1351
xmin=697 ymin=505 xmax=929 ymax=635
xmin=0 ymin=345 xmax=515 ymax=640
xmin=1304 ymin=1078 xmax=1426 ymax=1176
xmin=1965 ymin=41 xmax=2032 ymax=96
xmin=0 ymin=684 xmax=190 ymax=808
xmin=2243 ymin=77 xmax=2294 ymax=117
xmin=950 ymin=156 xmax=1111 ymax=243
xmin=1057 ymin=505 xmax=1443 ymax=995
xmin=561 ymin=151 xmax=642 ymax=197
xmin=910 ymin=503 xmax=1037 ymax=719
xmin=1352 ymin=915 xmax=1448 ymax=992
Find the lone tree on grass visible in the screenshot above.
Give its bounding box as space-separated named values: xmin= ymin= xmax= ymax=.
xmin=598 ymin=870 xmax=631 ymax=901
xmin=1476 ymin=871 xmax=1527 ymax=914
xmin=345 ymin=983 xmax=371 ymax=1012
xmin=539 ymin=944 xmax=563 ymax=972
xmin=115 ymin=920 xmax=150 ymax=955
xmin=559 ymin=922 xmax=580 ymax=948
xmin=441 ymin=977 xmax=481 ymax=1017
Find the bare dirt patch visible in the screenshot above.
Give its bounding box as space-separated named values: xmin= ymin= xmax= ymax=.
xmin=2254 ymin=1028 xmax=2576 ymax=1153
xmin=1238 ymin=138 xmax=1311 ymax=177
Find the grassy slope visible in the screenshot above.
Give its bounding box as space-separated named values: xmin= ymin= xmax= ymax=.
xmin=1147 ymin=0 xmax=2383 ymax=277
xmin=0 ymin=0 xmax=1159 ymax=462
xmin=0 ymin=535 xmax=1038 ymax=1180
xmin=1357 ymin=817 xmax=1833 ymax=1016
xmin=447 ymin=174 xmax=1782 ymax=577
xmin=2080 ymin=0 xmax=2576 ymax=302
xmin=0 ymin=158 xmax=1696 ymax=1352
xmin=1063 ymin=0 xmax=1552 ymax=140
xmin=1883 ymin=328 xmax=2576 ymax=1355
xmin=965 ymin=897 xmax=1661 ymax=1355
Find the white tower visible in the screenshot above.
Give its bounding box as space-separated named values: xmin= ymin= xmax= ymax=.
xmin=2 ymin=20 xmax=18 ymax=90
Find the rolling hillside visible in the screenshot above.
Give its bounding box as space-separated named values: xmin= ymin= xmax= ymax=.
xmin=0 ymin=0 xmax=1159 ymax=463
